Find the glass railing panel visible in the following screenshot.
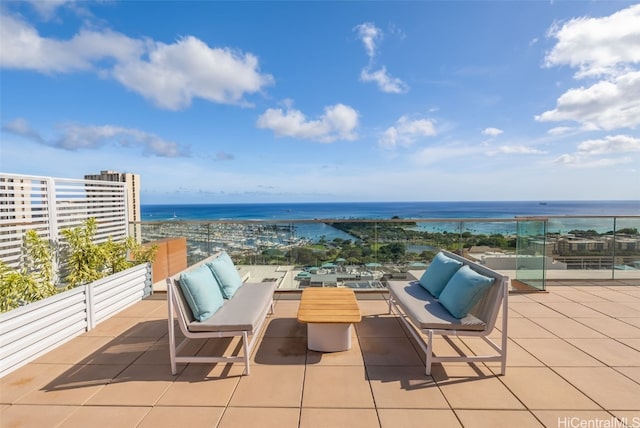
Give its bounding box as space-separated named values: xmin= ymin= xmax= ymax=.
xmin=612 ymin=217 xmax=640 ymax=279
xmin=515 ymin=219 xmax=547 ymax=291
xmin=547 ymin=217 xmax=616 ymax=280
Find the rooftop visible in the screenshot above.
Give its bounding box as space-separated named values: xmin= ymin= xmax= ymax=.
xmin=1 ymin=280 xmax=639 ymax=427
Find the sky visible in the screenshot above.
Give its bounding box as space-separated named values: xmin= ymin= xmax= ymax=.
xmin=1 ymin=0 xmax=639 ymax=204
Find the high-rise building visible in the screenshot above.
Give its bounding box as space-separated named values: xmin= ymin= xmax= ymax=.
xmin=84 ymin=170 xmax=141 ymax=242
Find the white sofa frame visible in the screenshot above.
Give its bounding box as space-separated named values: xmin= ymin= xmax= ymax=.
xmin=388 ymin=250 xmax=508 ymax=376
xmin=166 ymin=253 xmax=274 ymax=375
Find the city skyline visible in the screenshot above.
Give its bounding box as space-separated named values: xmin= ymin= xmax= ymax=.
xmin=1 ymin=1 xmax=639 ymax=204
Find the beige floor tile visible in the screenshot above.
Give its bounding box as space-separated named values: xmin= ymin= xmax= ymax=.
xmin=573 ymin=317 xmax=640 ymax=338
xmin=541 ymin=301 xmax=607 ymax=318
xmin=0 ymin=363 xmax=71 ymax=404
xmin=119 ymin=318 xmax=168 ymax=339
xmin=59 ymin=405 xmax=151 ymax=427
xmin=115 ymin=299 xmax=166 ymax=318
xmin=581 ymin=301 xmax=640 ymax=318
xmin=434 ymin=364 xmax=524 ymax=410
xmin=83 ymin=315 xmax=145 ymax=337
xmin=220 ymin=407 xmax=300 ymax=428
xmin=33 ymin=336 xmax=112 ymax=364
xmin=533 ymin=410 xmax=623 ymax=428
xmin=551 ymin=288 xmax=608 ymax=302
xmin=138 ymin=406 xmax=224 ymax=428
xmin=357 ymin=299 xmax=391 ymax=316
xmin=612 ymin=411 xmax=640 ymax=427
xmin=622 ymin=338 xmax=640 ymax=352
xmin=506 ymin=318 xmax=557 ymax=338
xmin=16 ymin=364 xmax=125 ymax=405
xmin=455 ymin=410 xmax=543 ymax=427
xmin=252 ymin=336 xmax=307 ymax=365
xmin=461 ymin=338 xmax=544 ymax=368
xmin=378 ymin=409 xmax=461 ymax=428
xmin=273 ymin=300 xmax=300 ymax=317
xmin=79 ymin=336 xmax=157 ymax=365
xmin=0 ymin=404 xmax=78 ymax=427
xmin=531 ymin=317 xmax=607 ymax=339
xmin=261 ymin=316 xmax=307 ymax=338
xmin=497 ymin=367 xmax=599 ymax=410
xmin=85 ymin=364 xmax=176 ymax=406
xmin=156 ymin=363 xmax=244 ymax=406
xmin=306 ymin=338 xmax=364 ymax=366
xmin=524 ymin=291 xmax=574 ymax=303
xmin=359 ymin=337 xmax=423 ymax=366
xmin=302 ymin=366 xmax=374 ymax=408
xmin=228 ymin=365 xmax=304 ymax=407
xmin=367 ymin=365 xmax=449 ymax=409
xmin=566 ymin=338 xmax=640 ymax=366
xmin=300 ymin=408 xmax=379 ymax=428
xmin=555 ymin=367 xmax=640 ymax=410
xmin=355 ymin=314 xmax=407 ymax=338
xmin=510 ymin=302 xmax=566 ymax=318
xmin=614 ymin=366 xmax=640 ymax=383
xmin=514 ymin=338 xmax=603 ymax=367
xmin=622 ymin=318 xmax=640 ymax=329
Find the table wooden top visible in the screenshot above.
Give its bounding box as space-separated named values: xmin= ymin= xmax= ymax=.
xmin=297 ymin=288 xmax=362 ymax=324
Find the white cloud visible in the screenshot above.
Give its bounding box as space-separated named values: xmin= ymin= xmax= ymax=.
xmin=55 ymin=124 xmax=189 ymax=157
xmin=576 ymin=135 xmax=640 ymax=156
xmin=1 ymin=118 xmax=189 ymax=157
xmin=379 ymin=115 xmax=436 ymax=149
xmin=360 ymin=66 xmax=409 ymax=94
xmin=553 ymin=135 xmax=639 ymax=168
xmin=0 ymin=14 xmax=143 ymax=73
xmin=538 ymin=5 xmax=640 ymax=132
xmin=553 ymin=154 xmax=632 ymax=168
xmin=113 ymin=36 xmax=274 ymax=110
xmin=256 ymin=103 xmax=359 ymax=142
xmin=544 ymin=4 xmax=640 ymax=79
xmin=354 ymin=22 xmax=382 ymax=59
xmin=412 ymin=145 xmax=481 ymax=166
xmin=481 ymin=127 xmax=504 ymax=137
xmin=0 ymin=14 xmax=273 ymax=110
xmin=354 ymin=21 xmax=408 ymax=94
xmin=489 ymin=145 xmax=545 ymax=155
xmin=547 ymin=126 xmax=574 ymax=135
xmin=536 ymin=71 xmax=640 ymax=130
xmin=1 ymin=118 xmax=44 ymax=143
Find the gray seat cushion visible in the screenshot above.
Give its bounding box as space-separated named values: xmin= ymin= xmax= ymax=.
xmin=388 ymin=281 xmax=486 ymax=331
xmin=187 ymin=281 xmax=276 ymax=333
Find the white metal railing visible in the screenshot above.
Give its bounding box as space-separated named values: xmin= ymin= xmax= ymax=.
xmin=0 ymin=263 xmax=151 ymax=378
xmin=0 ymin=172 xmax=128 ymax=269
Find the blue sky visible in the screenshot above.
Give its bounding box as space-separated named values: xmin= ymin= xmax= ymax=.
xmin=1 ymin=1 xmax=639 ymax=204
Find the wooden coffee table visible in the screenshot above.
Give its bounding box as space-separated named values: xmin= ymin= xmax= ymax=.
xmin=297 ymin=288 xmax=361 ymax=352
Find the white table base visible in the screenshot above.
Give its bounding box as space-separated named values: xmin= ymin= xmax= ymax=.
xmin=307 ymin=323 xmax=352 ymax=352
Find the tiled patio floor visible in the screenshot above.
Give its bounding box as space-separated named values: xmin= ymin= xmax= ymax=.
xmin=1 ymin=281 xmax=640 ymax=427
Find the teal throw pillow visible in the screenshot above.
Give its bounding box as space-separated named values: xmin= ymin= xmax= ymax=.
xmin=179 ymin=265 xmax=224 ymax=322
xmin=438 ymin=265 xmax=495 ymax=319
xmin=419 ymin=252 xmax=463 ymax=298
xmin=207 ymin=253 xmax=243 ymax=299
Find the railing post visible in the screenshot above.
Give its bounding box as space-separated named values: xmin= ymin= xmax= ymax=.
xmin=85 ymin=283 xmax=95 ymax=331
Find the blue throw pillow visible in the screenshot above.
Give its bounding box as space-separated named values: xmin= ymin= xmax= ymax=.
xmin=419 ymin=252 xmax=463 ymax=298
xmin=207 ymin=252 xmax=243 ymax=299
xmin=438 ymin=265 xmax=495 ymax=319
xmin=179 ymin=265 xmax=224 ymax=322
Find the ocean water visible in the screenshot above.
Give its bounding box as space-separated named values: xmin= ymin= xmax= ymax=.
xmin=142 ymin=200 xmax=640 ymax=222
xmin=142 ymin=201 xmax=639 ymax=239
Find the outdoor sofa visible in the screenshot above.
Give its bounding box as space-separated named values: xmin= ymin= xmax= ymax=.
xmin=166 ymin=252 xmax=275 ymax=375
xmin=388 ymin=250 xmax=508 ymax=375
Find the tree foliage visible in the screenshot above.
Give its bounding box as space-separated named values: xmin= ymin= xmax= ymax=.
xmin=0 ymin=218 xmax=157 ymax=312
